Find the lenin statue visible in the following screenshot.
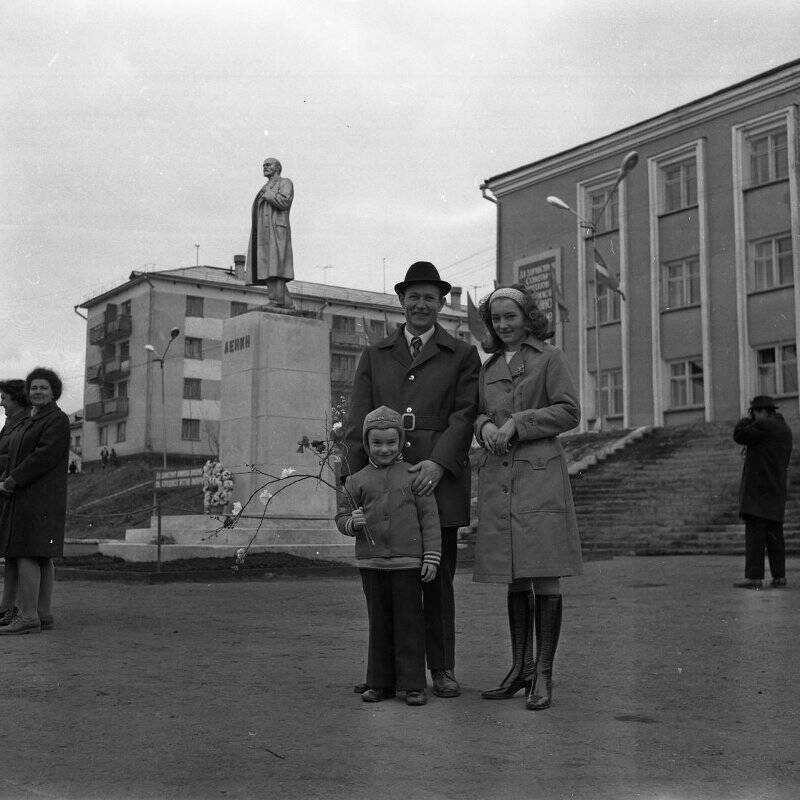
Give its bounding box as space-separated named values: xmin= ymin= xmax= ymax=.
xmin=245 ymin=157 xmax=294 ymax=307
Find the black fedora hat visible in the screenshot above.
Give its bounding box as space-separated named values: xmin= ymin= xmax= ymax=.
xmin=394 ymin=261 xmax=451 ymax=296
xmin=749 ymin=395 xmax=779 ymax=410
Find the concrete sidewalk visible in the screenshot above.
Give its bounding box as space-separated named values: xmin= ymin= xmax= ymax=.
xmin=1 ymin=555 xmax=797 ymax=800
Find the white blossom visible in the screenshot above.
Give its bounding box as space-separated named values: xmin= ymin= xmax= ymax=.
xmin=280 ymin=467 xmax=296 ymax=479
xmin=259 ymin=489 xmax=273 ymax=505
xmin=231 ymin=501 xmax=243 ymax=515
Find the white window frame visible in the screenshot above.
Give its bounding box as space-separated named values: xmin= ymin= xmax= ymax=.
xmin=181 ymin=418 xmax=201 ymax=441
xmin=185 ymin=295 xmax=204 ymax=318
xmin=98 ymin=425 xmax=108 ymax=446
xmin=747 ymin=126 xmax=789 ymax=187
xmin=183 ymin=377 xmax=202 ymax=400
xmin=600 ymin=369 xmax=623 ymax=417
xmin=756 ymin=342 xmax=798 ymax=397
xmin=588 ymin=187 xmax=618 ymax=234
xmin=668 ymin=358 xmax=705 ymax=409
xmin=660 ymin=157 xmax=698 ymax=213
xmin=749 ymin=233 xmax=794 ymax=291
xmin=115 ymin=421 xmax=126 ymax=443
xmin=663 ymin=257 xmax=700 ymax=309
xmin=184 ymin=336 xmax=203 ymax=360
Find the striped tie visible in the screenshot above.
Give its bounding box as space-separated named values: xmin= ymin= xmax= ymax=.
xmin=410 ymin=336 xmax=422 ymax=359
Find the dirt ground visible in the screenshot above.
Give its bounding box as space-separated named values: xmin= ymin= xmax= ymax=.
xmin=1 ymin=555 xmax=798 ymax=800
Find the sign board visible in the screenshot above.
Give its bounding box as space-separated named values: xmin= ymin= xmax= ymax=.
xmin=154 ymin=467 xmax=204 ymax=489
xmin=516 ymin=249 xmax=561 ymax=326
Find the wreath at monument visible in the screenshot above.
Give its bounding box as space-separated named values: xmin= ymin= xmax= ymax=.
xmin=202 ymin=460 xmax=235 ymax=513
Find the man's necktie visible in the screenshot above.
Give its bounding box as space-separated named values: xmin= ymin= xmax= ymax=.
xmin=410 ymin=337 xmax=422 ymax=359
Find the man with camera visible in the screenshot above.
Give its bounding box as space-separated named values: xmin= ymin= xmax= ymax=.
xmin=732 ymin=395 xmax=793 ymax=589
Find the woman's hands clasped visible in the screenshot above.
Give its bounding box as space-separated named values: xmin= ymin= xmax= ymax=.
xmin=481 ymin=418 xmax=517 ymax=455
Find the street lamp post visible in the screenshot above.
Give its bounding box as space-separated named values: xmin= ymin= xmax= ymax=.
xmin=546 ymin=151 xmax=638 ymax=432
xmin=144 ymin=326 xmax=181 ymax=469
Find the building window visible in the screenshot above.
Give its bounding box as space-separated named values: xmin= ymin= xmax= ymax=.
xmin=750 ymin=234 xmax=793 ymax=291
xmin=669 ymin=359 xmax=704 ymax=408
xmin=181 ymin=418 xmax=200 ymax=441
xmin=115 ymin=421 xmax=126 ymax=443
xmin=231 ymin=301 xmax=248 ymax=317
xmin=756 ymin=344 xmax=797 ymax=396
xmin=589 ymin=282 xmax=621 ymax=324
xmin=748 ymin=127 xmax=788 ymax=186
xmin=185 ymin=337 xmax=203 ymax=359
xmin=121 ymin=300 xmax=131 ymax=316
xmin=662 ymin=158 xmax=697 ymax=212
xmin=589 ymin=187 xmax=618 ymax=234
xmin=75 ymin=435 xmax=81 ymax=449
xmin=332 ymin=315 xmax=356 ymax=333
xmin=600 ymin=369 xmax=623 ymax=417
xmin=663 ymin=257 xmax=700 ymax=309
xmin=117 ymin=381 xmax=128 ymax=398
xmin=119 ymin=340 xmax=130 ymax=360
xmin=368 ymin=319 xmax=385 ymax=339
xmin=186 ymin=295 xmax=204 ymax=317
xmin=183 ymin=378 xmax=202 ymax=400
xmin=331 ymin=352 xmax=357 ymax=383
xmin=98 ymin=426 xmax=108 ymax=446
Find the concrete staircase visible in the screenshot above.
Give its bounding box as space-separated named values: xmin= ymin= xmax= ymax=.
xmin=571 ymin=421 xmax=800 ymax=555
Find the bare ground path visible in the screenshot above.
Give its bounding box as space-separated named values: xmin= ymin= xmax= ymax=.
xmin=1 ymin=556 xmax=797 ymax=800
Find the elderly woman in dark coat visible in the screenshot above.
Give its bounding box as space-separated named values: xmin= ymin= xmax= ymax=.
xmin=0 ymin=379 xmax=32 ymax=624
xmin=473 ymin=285 xmax=582 ymax=711
xmin=0 ymin=368 xmax=70 ymax=635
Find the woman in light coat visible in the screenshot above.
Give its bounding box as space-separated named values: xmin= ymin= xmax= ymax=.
xmin=473 ymin=285 xmax=581 ymax=710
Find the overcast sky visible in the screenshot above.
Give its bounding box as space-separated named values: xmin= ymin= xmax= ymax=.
xmin=2 ymin=0 xmax=799 ymax=415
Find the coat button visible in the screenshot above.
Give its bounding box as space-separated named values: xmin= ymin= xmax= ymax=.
xmin=405 ymin=442 xmax=411 ymax=448
xmin=409 ymin=375 xmax=415 ymax=381
xmin=502 ymin=487 xmax=508 ymax=493
xmin=406 ymin=407 xmax=412 ymax=412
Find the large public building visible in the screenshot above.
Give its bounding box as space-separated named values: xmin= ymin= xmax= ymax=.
xmin=76 ymin=262 xmax=470 ymax=465
xmin=482 ymin=59 xmax=800 ymax=431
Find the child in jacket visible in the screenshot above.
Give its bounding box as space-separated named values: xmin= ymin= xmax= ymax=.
xmin=336 ymin=405 xmax=441 ymax=706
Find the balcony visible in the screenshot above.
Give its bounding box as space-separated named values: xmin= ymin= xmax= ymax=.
xmin=89 ymin=315 xmax=132 ymax=345
xmin=330 ymin=330 xmax=367 ymax=349
xmin=85 ymin=397 xmax=129 ymax=422
xmin=86 ymin=358 xmax=131 ymax=384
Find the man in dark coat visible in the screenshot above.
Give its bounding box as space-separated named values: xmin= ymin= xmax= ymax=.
xmin=732 ymin=395 xmax=793 ymax=589
xmin=342 ymin=261 xmax=481 ymax=697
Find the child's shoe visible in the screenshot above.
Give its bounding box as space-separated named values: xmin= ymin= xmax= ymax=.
xmin=361 ymin=688 xmax=395 ymax=702
xmin=405 ymin=689 xmax=427 ymax=706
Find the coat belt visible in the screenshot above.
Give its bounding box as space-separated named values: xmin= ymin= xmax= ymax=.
xmin=403 ymin=414 xmax=448 ymax=432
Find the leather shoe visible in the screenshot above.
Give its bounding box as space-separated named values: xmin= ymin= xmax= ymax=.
xmin=526 ymin=675 xmax=553 ymax=710
xmin=361 ymin=688 xmax=395 ymax=703
xmin=733 ymin=580 xmax=762 ymax=590
xmin=0 ymin=616 xmax=41 ymax=635
xmin=405 ymin=689 xmax=427 ymax=706
xmin=0 ymin=607 xmax=18 ymax=627
xmin=431 ymin=669 xmax=460 ymax=698
xmin=40 ymin=615 xmax=54 ymax=631
xmin=771 ymin=578 xmax=787 ymax=588
xmin=353 ymin=682 xmax=368 ymax=693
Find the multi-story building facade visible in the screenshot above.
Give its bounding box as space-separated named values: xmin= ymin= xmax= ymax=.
xmin=77 ymin=264 xmax=469 ymax=464
xmin=481 ymin=59 xmax=800 ymax=430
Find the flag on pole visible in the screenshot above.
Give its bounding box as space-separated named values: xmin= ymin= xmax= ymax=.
xmin=550 ymin=266 xmax=570 ymax=322
xmin=362 ymin=317 xmax=383 ymax=346
xmin=467 ymin=293 xmax=491 ymax=344
xmin=382 ymin=311 xmax=397 ymax=337
xmin=593 ymin=248 xmax=626 ymax=300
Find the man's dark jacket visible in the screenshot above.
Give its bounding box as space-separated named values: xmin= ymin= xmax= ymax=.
xmin=342 ymin=324 xmax=480 ymax=528
xmin=733 ymin=412 xmax=793 ymax=521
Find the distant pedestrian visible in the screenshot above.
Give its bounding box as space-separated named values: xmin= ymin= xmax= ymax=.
xmin=336 ymin=406 xmax=441 ymax=707
xmin=472 ymin=285 xmax=582 ymax=711
xmin=100 ymin=446 xmax=109 ymax=468
xmin=0 ymin=367 xmax=70 ymax=634
xmin=109 ymin=448 xmax=119 ymax=468
xmin=68 ymin=460 xmax=77 ymax=475
xmin=732 ymin=395 xmax=793 ymax=589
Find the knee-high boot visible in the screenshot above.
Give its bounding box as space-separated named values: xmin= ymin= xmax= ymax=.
xmin=526 ymin=594 xmax=562 ymax=710
xmin=482 ymin=590 xmax=535 ymax=699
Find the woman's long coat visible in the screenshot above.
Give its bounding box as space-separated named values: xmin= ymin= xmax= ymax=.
xmin=0 ymin=403 xmax=70 ymax=558
xmin=473 ymin=336 xmax=582 ymax=582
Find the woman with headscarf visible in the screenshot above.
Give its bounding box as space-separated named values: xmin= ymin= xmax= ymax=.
xmin=473 ymin=285 xmax=582 ymax=710
xmin=0 ymin=368 xmax=70 ymax=634
xmin=0 ymin=379 xmax=32 ymax=625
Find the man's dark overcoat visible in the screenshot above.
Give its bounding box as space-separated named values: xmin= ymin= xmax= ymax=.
xmin=733 ymin=412 xmax=793 ymax=522
xmin=0 ymin=403 xmax=70 ymax=557
xmin=342 ymin=324 xmax=480 ymax=528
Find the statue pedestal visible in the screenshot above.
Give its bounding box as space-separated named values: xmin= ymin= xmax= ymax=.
xmin=219 ymin=309 xmax=349 ymax=550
